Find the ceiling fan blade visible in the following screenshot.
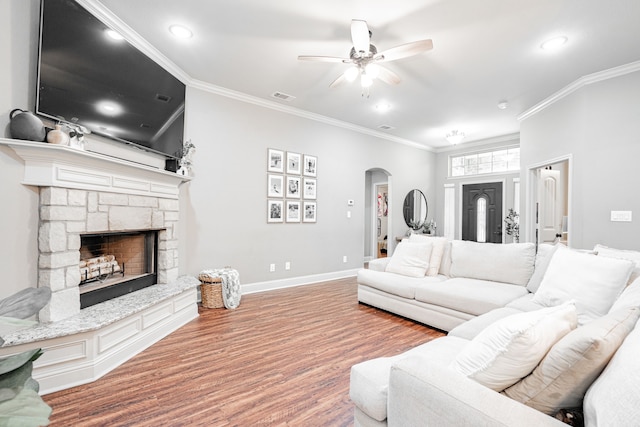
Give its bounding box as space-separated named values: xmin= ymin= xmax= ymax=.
xmin=298 ymin=55 xmax=350 ymax=63
xmin=376 ymin=66 xmax=401 ymax=85
xmin=375 ymin=39 xmax=433 ymax=62
xmin=351 ymin=19 xmax=370 ymax=56
xmin=329 ymin=74 xmax=347 ymax=88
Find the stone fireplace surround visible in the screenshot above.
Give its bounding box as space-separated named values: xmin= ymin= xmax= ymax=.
xmin=0 ymin=139 xmax=198 ymax=394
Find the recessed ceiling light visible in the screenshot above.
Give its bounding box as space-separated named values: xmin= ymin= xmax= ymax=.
xmin=375 ymin=103 xmax=391 ymax=113
xmin=169 ymin=25 xmax=193 ymax=39
xmin=497 ymin=100 xmax=509 ymax=110
xmin=104 ymin=29 xmax=124 ymax=41
xmin=540 ymin=36 xmax=568 ymax=51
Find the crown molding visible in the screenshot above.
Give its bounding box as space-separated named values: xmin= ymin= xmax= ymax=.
xmin=187 ymin=79 xmax=432 ymax=151
xmin=434 ymin=132 xmax=520 ymax=154
xmin=77 ymin=1 xmax=431 ymax=152
xmin=518 ymin=61 xmax=640 ymax=122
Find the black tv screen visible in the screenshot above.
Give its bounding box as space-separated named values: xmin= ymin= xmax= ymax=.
xmin=36 ymin=0 xmax=186 ymax=160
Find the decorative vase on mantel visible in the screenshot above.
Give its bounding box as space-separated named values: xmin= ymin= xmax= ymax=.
xmin=46 ymin=124 xmax=70 ymax=145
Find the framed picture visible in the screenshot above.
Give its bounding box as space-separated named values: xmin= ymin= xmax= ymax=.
xmin=286 ymin=152 xmax=301 ymax=174
xmin=303 ymin=201 xmax=317 ymax=223
xmin=267 ymin=200 xmax=283 ymax=223
xmin=268 ymin=148 xmax=284 ymax=173
xmin=286 ymin=201 xmax=301 ymax=222
xmin=267 ymin=174 xmax=284 ymax=197
xmin=303 ymin=155 xmax=317 ymax=177
xmin=303 ymin=178 xmax=316 ymax=199
xmin=286 ymin=176 xmax=301 ymax=198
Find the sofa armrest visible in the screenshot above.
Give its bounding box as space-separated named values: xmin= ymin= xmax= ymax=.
xmin=367 ymin=257 xmax=391 ymax=272
xmin=388 ymin=356 xmax=565 ymax=427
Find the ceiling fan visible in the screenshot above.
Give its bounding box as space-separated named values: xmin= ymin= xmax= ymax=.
xmin=298 ymin=19 xmax=433 ymax=90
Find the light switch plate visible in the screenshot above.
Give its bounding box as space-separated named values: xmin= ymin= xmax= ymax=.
xmin=611 ymin=211 xmax=632 ymax=222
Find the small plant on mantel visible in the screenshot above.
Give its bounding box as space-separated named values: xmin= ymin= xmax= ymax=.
xmin=504 ymin=208 xmax=520 ymax=243
xmin=178 ymin=139 xmax=195 ymax=175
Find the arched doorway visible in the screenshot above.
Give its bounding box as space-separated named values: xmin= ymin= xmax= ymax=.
xmin=365 ymin=169 xmax=391 ymax=262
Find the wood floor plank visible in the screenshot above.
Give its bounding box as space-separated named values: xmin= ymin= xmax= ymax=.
xmin=43 ymin=277 xmax=444 ymax=426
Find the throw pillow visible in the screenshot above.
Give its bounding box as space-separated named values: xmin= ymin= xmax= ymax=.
xmin=384 ymin=240 xmax=433 ymax=278
xmin=594 ymin=244 xmax=640 ymax=285
xmin=609 ymin=276 xmax=640 ymax=313
xmin=449 ymin=301 xmax=577 ymax=391
xmin=409 ymin=235 xmax=448 ymax=276
xmin=526 ymin=243 xmax=559 ymax=293
xmin=532 ymin=245 xmax=634 ymax=325
xmin=504 ymin=306 xmax=640 ymax=415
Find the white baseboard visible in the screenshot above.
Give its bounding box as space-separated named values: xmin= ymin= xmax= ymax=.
xmin=241 ymin=269 xmax=359 ymax=294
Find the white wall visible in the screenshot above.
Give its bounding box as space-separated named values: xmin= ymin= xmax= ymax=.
xmin=520 ymin=70 xmax=640 ymax=250
xmin=182 ymin=87 xmax=435 ymax=284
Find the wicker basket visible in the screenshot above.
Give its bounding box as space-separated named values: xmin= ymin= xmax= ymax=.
xmin=199 ymin=276 xmax=223 ymax=308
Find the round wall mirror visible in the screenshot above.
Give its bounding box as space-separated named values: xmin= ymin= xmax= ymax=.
xmin=403 ymin=189 xmax=428 ymax=229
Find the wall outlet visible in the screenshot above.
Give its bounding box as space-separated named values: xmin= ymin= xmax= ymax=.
xmin=285 ymin=261 xmax=291 ymax=270
xmin=269 ymin=263 xmax=276 ymax=272
xmin=611 ymin=210 xmax=632 ymax=222
xmin=343 ymin=255 xmax=348 ymax=263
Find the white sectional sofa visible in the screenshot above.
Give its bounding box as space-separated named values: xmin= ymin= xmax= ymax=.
xmin=352 ymin=238 xmax=640 ymax=426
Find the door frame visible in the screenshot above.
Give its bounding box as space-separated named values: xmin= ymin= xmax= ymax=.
xmin=458 ymin=177 xmax=507 ymax=243
xmin=371 ymin=181 xmax=390 ymax=259
xmin=525 ymin=154 xmax=573 ymax=246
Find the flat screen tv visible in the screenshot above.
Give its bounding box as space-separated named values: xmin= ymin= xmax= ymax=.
xmin=36 ymin=0 xmax=186 ymax=161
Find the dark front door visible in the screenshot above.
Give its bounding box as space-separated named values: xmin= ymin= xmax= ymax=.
xmin=462 ymin=182 xmax=503 ymax=243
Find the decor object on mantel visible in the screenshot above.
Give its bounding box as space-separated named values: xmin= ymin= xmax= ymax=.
xmin=67 ymin=123 xmax=89 ymax=151
xmin=504 ymin=208 xmax=520 ymax=243
xmin=0 ymin=287 xmax=53 ymax=426
xmin=46 ymin=123 xmax=70 ymax=146
xmin=198 ymin=268 xmax=241 ymax=309
xmin=8 ymin=109 xmax=45 ymax=142
xmin=178 ymin=139 xmax=195 ymax=176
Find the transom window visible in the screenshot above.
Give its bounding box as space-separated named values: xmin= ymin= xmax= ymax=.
xmin=450 ymin=147 xmax=520 ymax=177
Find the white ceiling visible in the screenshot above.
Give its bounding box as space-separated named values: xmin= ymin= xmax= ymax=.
xmin=96 ymin=0 xmax=640 ymax=150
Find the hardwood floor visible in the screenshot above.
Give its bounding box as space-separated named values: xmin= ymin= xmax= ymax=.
xmin=43 ymin=277 xmax=444 ymax=426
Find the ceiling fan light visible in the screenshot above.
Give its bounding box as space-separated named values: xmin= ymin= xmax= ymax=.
xmin=360 ymin=74 xmax=373 ymax=88
xmin=365 ymin=64 xmax=380 ymax=79
xmin=344 ymin=66 xmax=359 ymax=82
xmin=446 ymin=130 xmax=465 ymax=145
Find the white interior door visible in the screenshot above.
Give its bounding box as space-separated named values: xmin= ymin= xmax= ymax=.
xmin=538 ymin=168 xmax=563 ymax=243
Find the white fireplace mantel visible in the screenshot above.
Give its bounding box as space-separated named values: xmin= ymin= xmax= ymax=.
xmin=0 ymin=138 xmax=191 ymax=199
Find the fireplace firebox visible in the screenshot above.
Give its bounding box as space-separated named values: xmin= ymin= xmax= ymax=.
xmin=79 ymin=229 xmax=160 ymax=308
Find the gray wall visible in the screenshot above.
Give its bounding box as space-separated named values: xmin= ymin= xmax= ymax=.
xmin=520 ymin=70 xmax=640 ymax=250
xmin=182 ymin=87 xmax=435 ymax=284
xmin=0 ymin=0 xmax=41 ymax=299
xmin=0 ymin=0 xmax=436 ymax=300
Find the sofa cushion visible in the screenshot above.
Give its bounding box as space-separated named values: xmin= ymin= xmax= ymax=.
xmin=505 ymin=293 xmax=546 ymax=312
xmin=533 ymin=245 xmax=634 ymax=325
xmin=414 ymin=278 xmax=529 ymax=316
xmin=350 ymin=336 xmax=467 ymax=422
xmin=526 ymin=243 xmax=559 ymax=293
xmin=504 ymin=306 xmax=640 ymax=415
xmin=409 ymin=235 xmax=448 ymax=276
xmin=448 ymin=307 xmax=523 ymax=340
xmin=385 ymin=240 xmax=433 ymax=278
xmin=609 ymin=276 xmax=640 ymax=313
xmin=450 ymin=241 xmax=536 ymax=286
xmin=357 ymin=268 xmax=445 ymax=299
xmin=583 ymin=308 xmax=640 ymax=426
xmin=450 ymin=302 xmax=577 ymax=391
xmin=594 ymin=244 xmax=640 ymax=285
